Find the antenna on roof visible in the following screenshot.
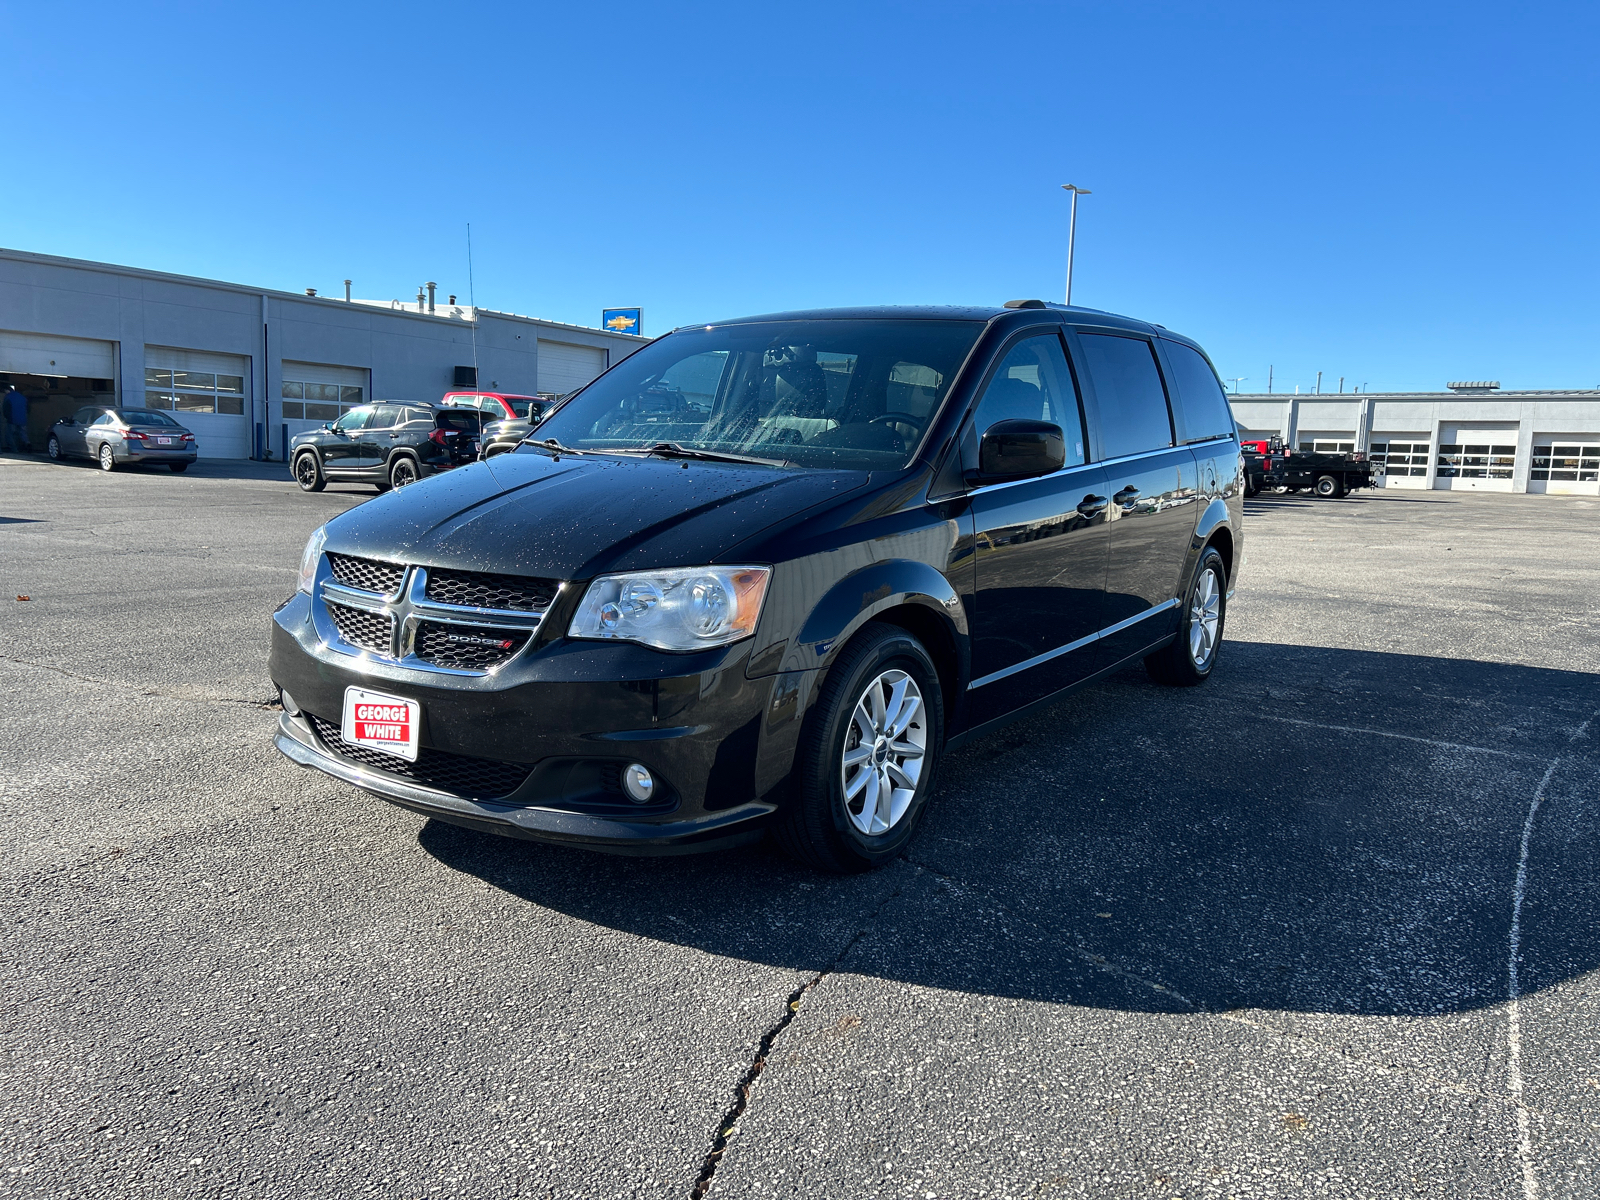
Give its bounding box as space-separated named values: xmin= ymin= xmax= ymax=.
xmin=467 ymin=223 xmax=478 ymax=385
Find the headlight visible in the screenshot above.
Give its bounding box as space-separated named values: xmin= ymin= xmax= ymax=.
xmin=569 ymin=566 xmax=771 ymax=651
xmin=297 ymin=526 xmax=327 ymax=594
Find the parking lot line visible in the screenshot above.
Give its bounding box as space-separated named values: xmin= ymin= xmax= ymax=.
xmin=1255 ymin=713 xmax=1543 ymax=759
xmin=1506 ymin=757 xmax=1562 ymax=1200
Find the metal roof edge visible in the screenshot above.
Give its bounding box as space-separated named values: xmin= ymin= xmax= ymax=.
xmin=0 ymin=246 xmax=645 ymax=339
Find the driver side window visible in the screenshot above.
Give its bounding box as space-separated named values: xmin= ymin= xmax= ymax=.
xmin=333 ymin=406 xmax=373 ymax=432
xmin=971 ymin=333 xmax=1085 ymax=466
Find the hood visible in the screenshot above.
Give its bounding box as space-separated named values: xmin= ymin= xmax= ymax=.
xmin=324 ymin=447 xmax=870 ymax=579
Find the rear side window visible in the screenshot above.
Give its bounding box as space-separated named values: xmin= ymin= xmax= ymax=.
xmin=1162 ymin=340 xmax=1234 ymax=443
xmin=1077 ymin=333 xmax=1173 ymax=459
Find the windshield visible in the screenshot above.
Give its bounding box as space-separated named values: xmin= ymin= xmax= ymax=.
xmin=509 ymin=399 xmax=538 ymax=419
xmin=532 ymin=319 xmax=984 ymax=470
xmin=117 ymin=409 xmax=180 ymax=427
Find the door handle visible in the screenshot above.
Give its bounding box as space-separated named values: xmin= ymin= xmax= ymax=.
xmin=1076 ymin=494 xmax=1108 ymax=519
xmin=1113 ymin=485 xmax=1140 ymax=508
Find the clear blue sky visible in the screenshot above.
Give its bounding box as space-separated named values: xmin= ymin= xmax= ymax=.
xmin=4 ymin=1 xmax=1596 ymax=393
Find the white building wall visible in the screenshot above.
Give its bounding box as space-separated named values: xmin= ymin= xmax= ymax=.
xmin=0 ymin=248 xmax=646 ymax=460
xmin=1231 ymin=392 xmax=1600 ymax=494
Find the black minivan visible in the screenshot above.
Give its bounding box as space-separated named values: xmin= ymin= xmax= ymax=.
xmin=270 ymin=302 xmax=1242 ymax=871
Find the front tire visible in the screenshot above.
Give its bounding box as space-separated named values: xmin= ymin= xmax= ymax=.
xmin=1145 ymin=546 xmax=1227 ymax=687
xmin=774 ymin=622 xmax=944 ymax=873
xmin=294 ymin=452 xmax=326 ymax=492
xmin=47 ymin=435 xmax=62 ymax=461
xmin=98 ymin=443 xmax=115 ymax=472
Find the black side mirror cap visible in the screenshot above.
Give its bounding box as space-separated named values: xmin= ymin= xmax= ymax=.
xmin=971 ymin=420 xmax=1066 ymax=482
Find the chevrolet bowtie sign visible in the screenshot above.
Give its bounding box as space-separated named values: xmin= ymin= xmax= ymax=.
xmin=602 ymin=308 xmax=642 ymax=335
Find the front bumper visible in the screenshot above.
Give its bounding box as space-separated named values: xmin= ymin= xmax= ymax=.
xmin=275 ymin=713 xmax=773 ymax=852
xmin=268 ymin=593 xmax=804 ymax=853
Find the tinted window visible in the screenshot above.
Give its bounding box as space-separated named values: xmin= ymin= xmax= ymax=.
xmin=332 ymin=406 xmax=373 ymax=432
xmin=508 ymin=399 xmax=537 ymax=419
xmin=1162 ymin=340 xmax=1233 ymax=443
xmin=91 ymin=411 xmax=117 ymax=426
xmin=367 ymin=406 xmax=399 ymax=431
xmin=1077 ymin=333 xmax=1173 ymax=459
xmin=73 ymin=407 xmax=99 ymax=424
xmin=117 ymin=409 xmax=179 ymax=427
xmin=436 ymin=409 xmax=481 ymax=432
xmin=971 ymin=332 xmax=1085 ymax=466
xmin=533 ymin=319 xmax=985 ymax=471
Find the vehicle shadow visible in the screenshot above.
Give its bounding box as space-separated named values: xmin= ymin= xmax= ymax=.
xmin=418 ymin=643 xmax=1600 ymax=1016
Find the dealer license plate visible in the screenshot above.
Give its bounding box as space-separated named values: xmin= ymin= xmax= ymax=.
xmin=156 ymin=436 xmax=173 ymax=445
xmin=341 ymin=686 xmax=421 ymax=762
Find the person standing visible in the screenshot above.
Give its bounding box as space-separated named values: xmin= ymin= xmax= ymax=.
xmin=1 ymin=385 xmax=29 ymax=453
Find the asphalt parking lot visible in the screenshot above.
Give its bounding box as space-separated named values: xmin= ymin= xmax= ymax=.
xmin=3 ymin=453 xmax=1597 ymax=1199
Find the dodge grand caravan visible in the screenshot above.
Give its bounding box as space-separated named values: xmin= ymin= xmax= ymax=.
xmin=269 ymin=302 xmax=1242 ymax=872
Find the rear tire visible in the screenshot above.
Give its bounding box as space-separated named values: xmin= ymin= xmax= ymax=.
xmin=1314 ymin=474 xmax=1344 ymax=498
xmin=294 ymin=452 xmax=326 ymax=492
xmin=98 ymin=443 xmax=115 ymax=472
xmin=1145 ymin=546 xmax=1227 ymax=687
xmin=773 ymin=622 xmax=944 ymax=873
xmin=169 ymin=463 xmax=188 ymax=473
xmin=389 ymin=456 xmax=419 ymax=488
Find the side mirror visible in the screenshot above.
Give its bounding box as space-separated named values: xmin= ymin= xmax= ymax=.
xmin=322 ymin=423 xmax=335 ymax=432
xmin=974 ymin=420 xmax=1066 ymax=481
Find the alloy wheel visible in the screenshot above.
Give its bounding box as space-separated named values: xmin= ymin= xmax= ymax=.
xmin=99 ymin=444 xmax=114 ymax=471
xmin=296 ymin=455 xmax=318 ymax=489
xmin=840 ymin=668 xmax=927 ymax=836
xmin=47 ymin=437 xmax=60 ymax=460
xmin=1189 ymin=566 xmax=1222 ymax=668
xmin=392 ymin=459 xmax=418 ymax=487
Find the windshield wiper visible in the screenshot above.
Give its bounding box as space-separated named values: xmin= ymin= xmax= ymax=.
xmin=634 ymin=442 xmax=788 ymax=467
xmin=526 ymin=436 xmax=591 ymax=456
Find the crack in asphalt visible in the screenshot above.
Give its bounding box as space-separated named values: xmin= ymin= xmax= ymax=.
xmin=688 ymin=885 xmax=902 ymax=1199
xmin=0 ymin=655 xmax=278 ymax=710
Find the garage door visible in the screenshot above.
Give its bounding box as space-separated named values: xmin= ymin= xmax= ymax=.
xmin=279 ymin=361 xmax=371 ymax=458
xmin=538 ymin=341 xmax=607 ymax=395
xmin=1529 ymin=435 xmax=1600 ymax=495
xmin=144 ymin=346 xmax=251 ymax=459
xmin=1435 ymin=422 xmax=1518 ymax=492
xmin=1 ymin=329 xmax=116 ymax=378
xmin=1370 ymin=434 xmax=1432 ymax=488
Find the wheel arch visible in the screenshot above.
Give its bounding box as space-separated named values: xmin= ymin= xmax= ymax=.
xmin=795 ymin=558 xmax=969 ymax=719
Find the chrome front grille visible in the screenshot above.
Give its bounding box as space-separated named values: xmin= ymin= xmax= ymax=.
xmin=326 ymin=601 xmax=393 ymax=655
xmin=312 ymin=555 xmax=553 ymax=675
xmin=425 ymin=568 xmax=557 ymax=612
xmin=414 ymin=621 xmax=532 ymax=671
xmin=327 ymin=553 xmax=404 ymax=596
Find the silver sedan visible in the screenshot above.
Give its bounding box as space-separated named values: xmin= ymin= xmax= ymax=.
xmin=47 ymin=406 xmax=198 ymax=472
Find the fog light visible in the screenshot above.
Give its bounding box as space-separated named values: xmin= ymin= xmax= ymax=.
xmin=622 ymin=763 xmax=654 ymax=803
xmin=279 ymin=688 xmax=301 ymax=716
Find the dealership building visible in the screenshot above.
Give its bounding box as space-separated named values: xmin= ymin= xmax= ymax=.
xmin=0 ymin=248 xmax=648 ymax=461
xmin=1230 ymin=384 xmax=1600 ymax=495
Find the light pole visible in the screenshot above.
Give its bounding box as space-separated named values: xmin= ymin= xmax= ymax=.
xmin=1061 ymin=184 xmax=1091 ymax=305
xmin=1228 ymin=377 xmax=1246 ymax=393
